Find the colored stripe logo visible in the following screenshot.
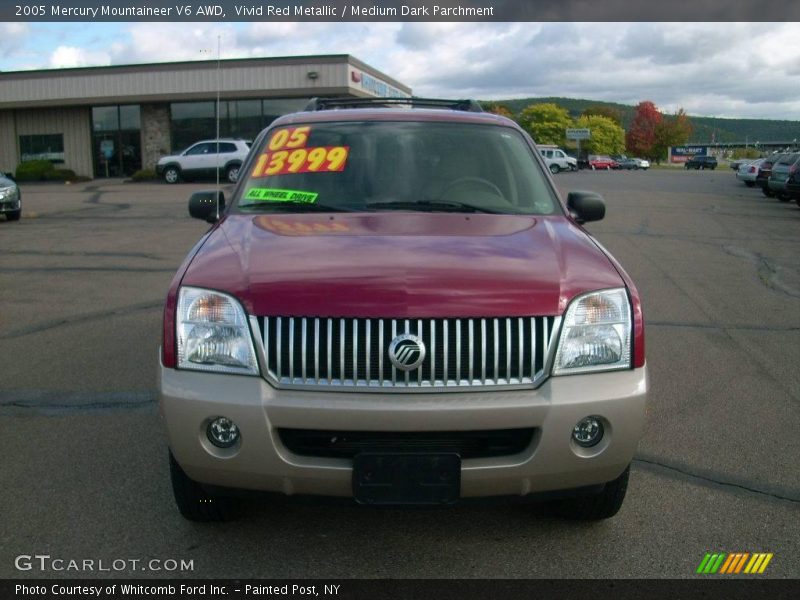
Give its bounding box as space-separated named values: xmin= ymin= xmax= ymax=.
xmin=696 ymin=552 xmax=773 ymax=574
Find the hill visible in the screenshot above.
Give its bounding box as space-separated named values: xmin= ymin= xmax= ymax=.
xmin=485 ymin=97 xmax=800 ymax=145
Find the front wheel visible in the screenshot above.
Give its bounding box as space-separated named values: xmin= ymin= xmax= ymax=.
xmin=163 ymin=166 xmax=180 ymax=184
xmin=549 ymin=164 xmax=560 ymax=175
xmin=778 ymin=193 xmax=790 ymax=203
xmin=762 ymin=187 xmax=774 ymax=198
xmin=745 ymin=181 xmax=755 ymax=187
xmin=169 ymin=451 xmax=239 ymax=522
xmin=225 ymin=164 xmax=241 ymax=183
xmin=5 ymin=209 xmax=21 ymax=221
xmin=550 ymin=465 xmax=630 ymax=520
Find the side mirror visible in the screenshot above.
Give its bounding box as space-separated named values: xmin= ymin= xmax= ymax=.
xmin=188 ymin=190 xmax=225 ymax=223
xmin=567 ymin=191 xmax=605 ymax=224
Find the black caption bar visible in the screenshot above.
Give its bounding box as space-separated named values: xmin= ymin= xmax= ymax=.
xmin=5 ymin=579 xmax=800 ymax=600
xmin=3 ymin=0 xmax=800 ymax=22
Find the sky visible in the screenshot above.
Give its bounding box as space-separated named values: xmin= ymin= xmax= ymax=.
xmin=1 ymin=21 xmax=799 ymax=121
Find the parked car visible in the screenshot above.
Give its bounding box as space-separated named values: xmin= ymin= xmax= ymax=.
xmin=786 ymin=167 xmax=800 ymax=205
xmin=633 ymin=158 xmax=650 ymax=170
xmin=729 ymin=158 xmax=754 ymax=171
xmin=736 ymin=158 xmax=764 ymax=187
xmin=160 ymin=97 xmax=648 ymax=522
xmin=756 ymin=153 xmax=787 ymax=197
xmin=766 ymin=153 xmax=800 ymax=201
xmin=538 ymin=146 xmax=578 ymax=174
xmin=156 ymin=139 xmax=252 ymax=184
xmin=588 ymin=155 xmax=619 ymax=170
xmin=615 ymin=157 xmax=642 ymax=170
xmin=0 ymin=172 xmax=21 ymax=222
xmin=684 ymin=155 xmax=718 ymax=170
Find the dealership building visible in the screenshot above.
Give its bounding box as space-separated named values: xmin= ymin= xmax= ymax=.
xmin=0 ymin=55 xmax=411 ymax=178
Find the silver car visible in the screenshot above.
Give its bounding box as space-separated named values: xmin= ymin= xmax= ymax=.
xmin=736 ymin=158 xmax=764 ymax=187
xmin=0 ymin=173 xmax=21 ymax=222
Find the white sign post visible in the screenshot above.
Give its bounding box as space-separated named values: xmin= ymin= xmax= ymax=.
xmin=566 ymin=128 xmax=591 ymax=159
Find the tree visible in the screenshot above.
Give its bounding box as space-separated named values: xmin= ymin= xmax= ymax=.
xmin=574 ymin=115 xmax=625 ymax=155
xmin=582 ymin=105 xmax=623 ymax=127
xmin=652 ymin=108 xmax=694 ymax=162
xmin=482 ymin=102 xmax=514 ymax=119
xmin=517 ymin=103 xmax=573 ymax=146
xmin=626 ymin=101 xmax=662 ymax=158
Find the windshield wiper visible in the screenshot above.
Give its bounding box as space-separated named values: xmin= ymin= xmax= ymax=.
xmin=363 ymin=200 xmax=504 ymax=214
xmin=238 ymin=201 xmax=356 ymax=213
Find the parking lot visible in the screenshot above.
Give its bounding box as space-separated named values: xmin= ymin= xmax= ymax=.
xmin=1 ymin=169 xmax=798 ymax=578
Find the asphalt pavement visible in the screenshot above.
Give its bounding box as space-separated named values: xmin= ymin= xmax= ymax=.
xmin=1 ymin=170 xmax=798 ymax=578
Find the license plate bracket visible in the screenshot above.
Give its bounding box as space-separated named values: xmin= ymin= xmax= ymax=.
xmin=352 ymin=453 xmax=461 ymax=506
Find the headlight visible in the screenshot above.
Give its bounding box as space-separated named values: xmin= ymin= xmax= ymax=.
xmin=177 ymin=287 xmax=259 ymax=375
xmin=552 ymin=288 xmax=632 ymax=376
xmin=0 ymin=186 xmax=17 ymax=200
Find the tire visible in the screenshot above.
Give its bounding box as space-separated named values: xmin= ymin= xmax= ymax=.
xmin=163 ymin=166 xmax=181 ymax=184
xmin=745 ymin=181 xmax=755 ymax=187
xmin=169 ymin=451 xmax=239 ymax=522
xmin=5 ymin=209 xmax=21 ymax=221
xmin=762 ymin=187 xmax=774 ymax=198
xmin=684 ymin=165 xmax=690 ymax=170
xmin=778 ymin=193 xmax=790 ymax=203
xmin=550 ymin=465 xmax=630 ymax=521
xmin=225 ymin=164 xmax=241 ymax=183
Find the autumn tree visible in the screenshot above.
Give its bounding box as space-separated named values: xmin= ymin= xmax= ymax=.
xmin=574 ymin=115 xmax=625 ymax=155
xmin=482 ymin=102 xmax=514 ymax=118
xmin=582 ymin=105 xmax=623 ymax=127
xmin=517 ymin=103 xmax=573 ymax=146
xmin=652 ymin=108 xmax=694 ymax=163
xmin=626 ymin=101 xmax=662 ymax=158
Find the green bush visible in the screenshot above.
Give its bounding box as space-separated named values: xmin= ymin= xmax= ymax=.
xmin=130 ymin=169 xmax=158 ymax=182
xmin=15 ymin=160 xmax=55 ymax=182
xmin=44 ymin=168 xmax=77 ymax=181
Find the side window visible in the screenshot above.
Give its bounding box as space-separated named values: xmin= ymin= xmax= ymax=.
xmin=218 ymin=143 xmax=237 ymax=153
xmin=555 ymin=150 xmax=566 ymax=158
xmin=185 ymin=143 xmax=210 ymax=156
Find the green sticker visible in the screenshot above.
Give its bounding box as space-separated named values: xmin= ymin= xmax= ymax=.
xmin=244 ymin=187 xmax=318 ymax=203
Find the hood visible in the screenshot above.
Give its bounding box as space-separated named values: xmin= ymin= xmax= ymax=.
xmin=181 ymin=212 xmax=624 ymax=318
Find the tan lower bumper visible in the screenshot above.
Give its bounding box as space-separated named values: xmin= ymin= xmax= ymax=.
xmin=159 ymin=363 xmax=648 ymax=498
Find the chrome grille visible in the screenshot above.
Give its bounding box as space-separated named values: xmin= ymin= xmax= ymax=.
xmin=254 ymin=316 xmax=560 ymax=392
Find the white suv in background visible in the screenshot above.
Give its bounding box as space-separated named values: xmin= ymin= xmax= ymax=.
xmin=538 ymin=146 xmax=578 ymax=174
xmin=157 ymin=139 xmax=251 ymax=184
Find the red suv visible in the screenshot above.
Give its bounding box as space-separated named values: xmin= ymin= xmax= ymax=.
xmin=160 ymin=98 xmax=648 ymax=521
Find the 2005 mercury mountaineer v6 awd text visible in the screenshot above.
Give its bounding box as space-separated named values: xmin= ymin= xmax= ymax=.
xmin=159 ymin=97 xmax=648 ymax=522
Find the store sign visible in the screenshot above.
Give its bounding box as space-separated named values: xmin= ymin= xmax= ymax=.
xmin=350 ymin=69 xmax=409 ymax=98
xmin=670 ymin=145 xmax=708 ymax=163
xmin=566 ymin=128 xmax=591 ymax=140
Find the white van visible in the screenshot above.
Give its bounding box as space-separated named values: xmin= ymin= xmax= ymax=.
xmin=538 ymin=146 xmax=578 ymax=174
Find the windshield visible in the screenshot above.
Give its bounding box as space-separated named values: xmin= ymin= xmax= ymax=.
xmin=235 ymin=121 xmax=559 ymax=215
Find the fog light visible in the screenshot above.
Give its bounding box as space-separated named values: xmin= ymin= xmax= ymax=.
xmin=207 ymin=417 xmax=240 ymax=448
xmin=572 ymin=416 xmax=603 ymax=447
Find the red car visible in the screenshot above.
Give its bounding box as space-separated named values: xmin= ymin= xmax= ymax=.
xmin=160 ymin=97 xmax=648 ymax=522
xmin=588 ymin=155 xmax=619 ymax=170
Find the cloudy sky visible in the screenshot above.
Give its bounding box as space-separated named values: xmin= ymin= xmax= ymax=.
xmin=2 ymin=21 xmax=799 ymax=120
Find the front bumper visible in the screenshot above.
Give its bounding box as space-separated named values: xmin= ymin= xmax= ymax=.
xmin=0 ymin=195 xmax=20 ymax=213
xmin=160 ymin=364 xmax=648 ymax=498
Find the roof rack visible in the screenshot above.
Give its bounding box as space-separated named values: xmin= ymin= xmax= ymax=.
xmin=303 ymin=97 xmax=484 ymax=113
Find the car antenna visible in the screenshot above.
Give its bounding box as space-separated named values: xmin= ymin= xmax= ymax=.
xmin=215 ymin=34 xmax=221 ymax=221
